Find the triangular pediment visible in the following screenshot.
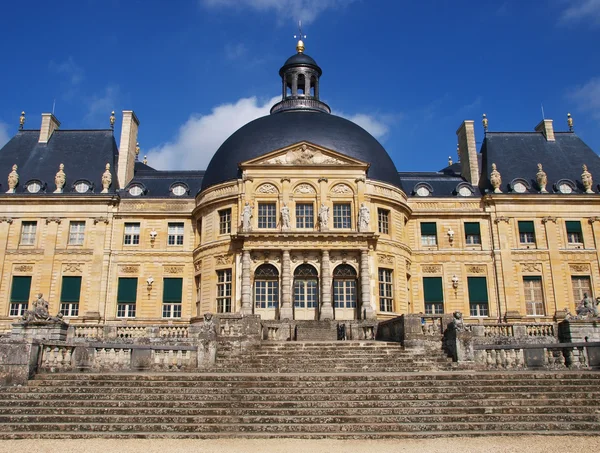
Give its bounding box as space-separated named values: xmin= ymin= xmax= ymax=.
xmin=240 ymin=142 xmax=369 ymax=168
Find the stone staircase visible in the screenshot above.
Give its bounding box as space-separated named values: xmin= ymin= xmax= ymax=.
xmin=212 ymin=341 xmax=453 ymax=373
xmin=0 ymin=371 xmax=600 ymax=438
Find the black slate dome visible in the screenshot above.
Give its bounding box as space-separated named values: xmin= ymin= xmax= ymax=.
xmin=201 ymin=111 xmax=401 ymax=190
xmin=200 ymin=42 xmax=401 ymax=191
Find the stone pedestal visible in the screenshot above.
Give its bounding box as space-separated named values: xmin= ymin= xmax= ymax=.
xmin=559 ymin=319 xmax=600 ymax=343
xmin=11 ymin=321 xmax=68 ymax=342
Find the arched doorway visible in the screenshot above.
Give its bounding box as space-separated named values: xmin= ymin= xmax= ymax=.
xmin=254 ymin=264 xmax=279 ymax=320
xmin=333 ymin=264 xmax=358 ymax=320
xmin=293 ymin=263 xmax=319 ymax=320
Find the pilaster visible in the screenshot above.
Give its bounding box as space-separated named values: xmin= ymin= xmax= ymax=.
xmin=240 ymin=250 xmax=252 ymax=315
xmin=320 ymin=250 xmax=333 ymax=319
xmin=361 ymin=249 xmax=375 ymax=319
xmin=280 ymin=250 xmax=293 ymax=320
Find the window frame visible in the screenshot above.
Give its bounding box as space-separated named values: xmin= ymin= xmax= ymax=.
xmin=378 ymin=268 xmax=394 ymax=312
xmin=216 ymin=269 xmax=232 ymax=313
xmin=168 ymin=222 xmax=185 ymax=246
xmin=523 ymin=276 xmax=545 ymax=317
xmin=423 ymin=276 xmax=444 ymax=315
xmin=566 ymin=221 xmax=583 ymax=245
xmin=378 ymin=208 xmax=390 ymax=235
xmin=123 ymin=223 xmax=140 ymax=246
xmin=518 ymin=221 xmax=536 ymax=245
xmin=116 ymin=277 xmax=137 ymax=318
xmin=60 ymin=276 xmax=82 ymax=317
xmin=20 ymin=221 xmax=37 ymax=246
xmin=464 ymin=222 xmax=481 ymax=245
xmin=9 ymin=275 xmax=31 ymax=317
xmin=162 ymin=277 xmax=183 ymax=318
xmin=420 ymin=222 xmax=437 ymax=247
xmin=468 ymin=276 xmax=489 ymax=317
xmin=257 ymin=202 xmax=277 ymax=229
xmin=219 ymin=209 xmax=232 ymax=235
xmin=68 ymin=221 xmax=86 ymax=246
xmin=295 ymin=203 xmax=314 ymax=229
xmin=333 ymin=203 xmax=352 ymax=229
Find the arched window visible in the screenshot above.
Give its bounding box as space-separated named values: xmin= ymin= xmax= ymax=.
xmin=297 ymin=73 xmax=306 ymax=95
xmin=254 ymin=264 xmax=279 ymax=309
xmin=333 ymin=264 xmax=357 ymax=309
xmin=293 ymin=264 xmax=319 ymax=310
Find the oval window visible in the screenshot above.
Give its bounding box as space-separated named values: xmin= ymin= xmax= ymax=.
xmin=75 ymin=182 xmax=90 ymax=193
xmin=172 ymin=184 xmax=187 ymax=196
xmin=27 ymin=182 xmax=41 ymax=193
xmin=129 ymin=185 xmax=143 ymax=196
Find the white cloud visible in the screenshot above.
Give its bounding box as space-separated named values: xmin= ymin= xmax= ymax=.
xmin=201 ymin=0 xmax=357 ymax=23
xmin=569 ymin=76 xmax=600 ymax=119
xmin=85 ymin=85 xmax=120 ymax=125
xmin=146 ymin=96 xmax=397 ymax=171
xmin=49 ymin=56 xmax=84 ymax=85
xmin=560 ymin=0 xmax=600 ymax=25
xmin=0 ymin=122 xmax=10 ymax=148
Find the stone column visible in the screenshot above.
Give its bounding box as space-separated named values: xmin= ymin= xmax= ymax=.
xmin=240 ymin=250 xmax=252 ymax=315
xmin=361 ymin=249 xmax=375 ymax=319
xmin=320 ymin=250 xmax=334 ymax=319
xmin=279 ymin=250 xmax=293 ymax=320
xmin=304 ymin=74 xmax=310 ymax=96
xmin=291 ymin=74 xmax=298 ymax=97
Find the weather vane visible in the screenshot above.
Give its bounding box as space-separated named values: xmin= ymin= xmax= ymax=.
xmin=294 ymin=20 xmax=306 ymax=53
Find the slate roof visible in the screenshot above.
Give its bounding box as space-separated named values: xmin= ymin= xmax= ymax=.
xmin=399 ymin=171 xmax=481 ymax=198
xmin=201 ymin=111 xmax=402 ymax=191
xmin=479 ymin=132 xmax=600 ymax=194
xmin=121 ymin=162 xmax=204 ymax=198
xmin=280 ymin=52 xmax=322 ymax=76
xmin=0 ymin=129 xmax=117 ymax=195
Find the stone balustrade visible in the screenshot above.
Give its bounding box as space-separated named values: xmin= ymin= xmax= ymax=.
xmin=68 ymin=324 xmax=190 ymax=342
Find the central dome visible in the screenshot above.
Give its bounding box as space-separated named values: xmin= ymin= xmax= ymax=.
xmin=201 ymin=111 xmax=401 ymax=190
xmin=200 ymin=42 xmax=401 ymax=191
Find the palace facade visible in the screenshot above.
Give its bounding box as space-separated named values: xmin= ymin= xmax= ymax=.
xmin=1 ymin=41 xmax=599 ymax=331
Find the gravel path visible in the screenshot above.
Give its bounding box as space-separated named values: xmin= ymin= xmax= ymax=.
xmin=1 ymin=436 xmax=599 ymax=453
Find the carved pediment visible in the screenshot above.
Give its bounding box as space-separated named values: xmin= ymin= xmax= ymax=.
xmin=240 ymin=142 xmax=369 ymax=168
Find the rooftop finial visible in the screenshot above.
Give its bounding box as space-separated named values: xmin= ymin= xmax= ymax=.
xmin=448 ymin=156 xmax=453 ymax=166
xmin=110 ymin=111 xmax=115 ymax=130
xmin=567 ymin=113 xmax=574 ymax=132
xmin=482 ymin=113 xmax=488 ymax=132
xmin=135 ymin=142 xmax=140 ymax=161
xmin=143 ymin=155 xmax=148 ymax=165
xmin=456 ymin=144 xmax=460 ymax=163
xmin=19 ymin=111 xmax=25 ymax=130
xmin=294 ymin=20 xmax=306 ymax=53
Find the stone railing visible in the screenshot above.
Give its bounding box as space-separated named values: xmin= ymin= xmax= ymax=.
xmin=67 ymin=324 xmax=190 ymax=342
xmin=482 ymin=323 xmax=555 ymax=339
xmin=38 ymin=342 xmax=197 ymax=373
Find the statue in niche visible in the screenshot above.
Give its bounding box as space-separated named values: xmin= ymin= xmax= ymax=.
xmin=21 ymin=293 xmax=64 ymax=324
xmin=318 ymin=203 xmax=329 ymax=230
xmin=358 ymin=203 xmax=370 ymax=232
xmin=242 ymin=202 xmax=253 ymax=231
xmin=280 ymin=203 xmax=290 ymax=230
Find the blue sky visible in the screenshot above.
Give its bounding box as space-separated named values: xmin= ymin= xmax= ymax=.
xmin=1 ymin=0 xmax=599 ymax=172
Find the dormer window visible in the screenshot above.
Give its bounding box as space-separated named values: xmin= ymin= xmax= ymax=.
xmin=456 ymin=183 xmax=474 ymax=197
xmin=171 ymin=183 xmax=188 ymax=196
xmin=509 ymin=178 xmax=530 ymax=194
xmin=128 ymin=185 xmax=144 ymax=196
xmin=25 ymin=180 xmax=43 ymax=194
xmin=555 ymin=179 xmax=576 ymax=194
xmin=414 ymin=183 xmax=433 ymax=197
xmin=74 ymin=180 xmax=92 ymax=193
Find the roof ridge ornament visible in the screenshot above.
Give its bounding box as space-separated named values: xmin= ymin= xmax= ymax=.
xmin=101 ymin=163 xmax=112 ymax=193
xmin=294 ymin=20 xmax=306 ymax=54
xmin=54 ymin=163 xmax=66 ymax=193
xmin=482 ymin=113 xmax=488 ymax=132
xmin=582 ymin=164 xmax=594 ymax=194
xmin=6 ymin=164 xmax=18 ymax=193
xmin=536 ymin=163 xmax=548 ymax=193
xmin=110 ymin=111 xmax=115 ymax=130
xmin=19 ymin=111 xmax=25 ymax=130
xmin=567 ymin=113 xmax=574 ymax=132
xmin=490 ymin=163 xmax=502 ymax=193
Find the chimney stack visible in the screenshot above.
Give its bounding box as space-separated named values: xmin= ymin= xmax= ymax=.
xmin=535 ymin=119 xmax=555 ymax=141
xmin=117 ymin=110 xmax=140 ymax=189
xmin=456 ymin=120 xmax=480 ymax=186
xmin=39 ymin=113 xmax=60 ymax=143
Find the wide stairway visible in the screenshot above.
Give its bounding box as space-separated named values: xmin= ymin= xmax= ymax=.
xmin=0 ymin=340 xmax=599 ymax=438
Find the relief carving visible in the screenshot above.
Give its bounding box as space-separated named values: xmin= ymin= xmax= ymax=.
xmin=194 ymin=260 xmax=202 ymax=272
xmin=215 ymin=254 xmax=232 ymax=266
xmin=570 ymin=263 xmax=590 ymax=273
xmin=378 ymin=254 xmax=394 ymax=265
xmin=294 ymin=183 xmax=316 ymax=194
xmin=14 ymin=264 xmax=33 ymax=273
xmin=422 ymin=265 xmax=442 ymax=274
xmin=256 ymin=183 xmax=278 ymax=194
xmin=331 ymin=183 xmax=352 ymax=194
xmin=164 ymin=266 xmax=184 ymax=274
xmin=120 ymin=265 xmax=139 ymax=274
xmin=466 ymin=265 xmax=486 ymax=274
xmin=520 ymin=263 xmax=542 ymax=273
xmin=262 ymin=144 xmax=348 ymax=166
xmin=63 ymin=263 xmax=83 ymax=273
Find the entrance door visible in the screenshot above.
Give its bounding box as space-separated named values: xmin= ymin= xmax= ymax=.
xmin=333 ymin=264 xmax=358 ymax=320
xmin=293 ymin=264 xmax=319 ymax=320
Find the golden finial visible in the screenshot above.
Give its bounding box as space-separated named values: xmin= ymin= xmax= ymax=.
xmin=143 ymin=155 xmax=148 ymax=165
xmin=19 ymin=111 xmax=25 ymax=130
xmin=110 ymin=111 xmax=115 ymax=130
xmin=135 ymin=142 xmax=140 ymax=160
xmin=456 ymin=144 xmax=460 ymax=163
xmin=294 ymin=20 xmax=306 ymax=53
xmin=567 ymin=113 xmax=574 ymax=132
xmin=448 ymin=156 xmax=453 ymax=166
xmin=482 ymin=113 xmax=488 ymax=132
xmin=490 ymin=163 xmax=502 ymax=193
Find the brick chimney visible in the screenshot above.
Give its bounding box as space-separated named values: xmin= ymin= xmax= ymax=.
xmin=535 ymin=119 xmax=555 ymax=141
xmin=456 ymin=120 xmax=480 ymax=185
xmin=117 ymin=110 xmax=140 ymax=189
xmin=39 ymin=113 xmax=61 ymax=143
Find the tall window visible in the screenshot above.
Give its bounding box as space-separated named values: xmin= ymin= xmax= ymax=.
xmin=254 ymin=264 xmax=279 ymax=309
xmin=163 ymin=278 xmax=183 ymax=318
xmin=258 ymin=203 xmax=276 ymax=229
xmin=124 ymin=223 xmax=140 ymax=245
xmin=68 ymin=221 xmax=85 ymax=245
xmin=295 ymin=203 xmax=314 ymax=229
xmin=523 ymin=276 xmax=545 ymax=316
xmin=20 ymin=222 xmax=37 ymax=245
xmin=217 ymin=269 xmax=232 ymax=313
xmin=566 ymin=221 xmax=583 ymax=244
xmin=168 ymin=222 xmax=184 ymax=245
xmin=60 ymin=276 xmax=81 ymax=317
xmin=333 ymin=203 xmax=351 ymax=229
xmin=378 ymin=268 xmax=393 ymax=312
xmin=9 ymin=276 xmax=31 ymax=317
xmin=333 ymin=264 xmax=357 ymax=309
xmin=219 ymin=209 xmax=231 ymax=235
xmin=293 ymin=264 xmax=319 ymax=309
xmin=468 ymin=276 xmax=489 ymax=317
xmin=420 ymin=222 xmax=437 ymax=246
xmin=423 ymin=276 xmax=444 ymax=314
xmin=572 ymin=276 xmax=592 ymax=303
xmin=378 ymin=209 xmax=390 ymax=234
xmin=117 ymin=277 xmax=137 ymax=318
xmin=465 ymin=222 xmax=481 ymax=245
xmin=518 ymin=221 xmax=535 ymax=244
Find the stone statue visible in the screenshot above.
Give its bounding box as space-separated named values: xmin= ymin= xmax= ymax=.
xmin=242 ymin=202 xmax=252 ymax=231
xmin=21 ymin=293 xmax=64 ymax=324
xmin=452 ymin=311 xmax=468 ymax=332
xmin=54 ymin=163 xmax=66 ymax=193
xmin=6 ymin=164 xmax=18 ymax=193
xmin=197 ymin=313 xmax=217 ymax=366
xmin=575 ymin=293 xmax=598 ymax=318
xmin=358 ymin=203 xmax=370 ymax=232
xmin=490 ymin=163 xmax=502 ymax=193
xmin=536 ymin=163 xmax=548 ymax=193
xmin=581 ymin=164 xmax=594 ymax=194
xmin=280 ymin=203 xmax=290 ymax=230
xmin=318 ymin=203 xmax=329 ymax=230
xmin=101 ymin=163 xmax=112 ymax=193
